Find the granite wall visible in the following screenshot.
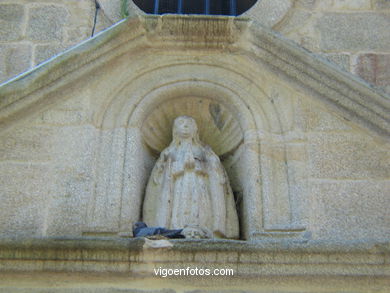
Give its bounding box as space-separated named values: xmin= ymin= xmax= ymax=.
xmin=1 ymin=0 xmax=389 ymax=95
xmin=0 ymin=0 xmax=118 ymax=84
xmin=0 ymin=14 xmax=388 ymax=241
xmin=278 ymin=0 xmax=390 ymax=94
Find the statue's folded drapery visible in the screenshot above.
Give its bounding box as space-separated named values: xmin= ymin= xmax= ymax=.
xmin=142 ymin=116 xmax=239 ymax=239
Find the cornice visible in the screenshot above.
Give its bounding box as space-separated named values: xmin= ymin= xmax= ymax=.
xmin=0 ymin=15 xmax=388 ymax=140
xmin=0 ymin=237 xmax=388 ymax=276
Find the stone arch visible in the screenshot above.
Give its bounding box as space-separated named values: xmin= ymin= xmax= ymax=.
xmin=85 ymin=62 xmax=302 ymax=240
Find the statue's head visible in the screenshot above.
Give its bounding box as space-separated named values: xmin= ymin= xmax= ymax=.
xmin=173 ymin=116 xmax=198 ymax=139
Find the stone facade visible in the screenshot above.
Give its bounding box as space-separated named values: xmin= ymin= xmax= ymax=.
xmin=0 ymin=1 xmax=389 ymax=292
xmin=1 ymin=0 xmax=390 ymax=94
xmin=0 ymin=0 xmax=118 ymax=84
xmin=277 ymin=0 xmax=390 ymax=94
xmin=0 ymin=11 xmax=388 ymax=240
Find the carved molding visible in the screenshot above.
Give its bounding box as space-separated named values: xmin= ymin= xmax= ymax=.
xmin=0 ymin=238 xmax=389 ymax=277
xmin=0 ymin=15 xmax=388 ymax=140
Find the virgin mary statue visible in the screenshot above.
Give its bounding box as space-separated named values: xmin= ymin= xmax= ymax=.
xmin=142 ymin=116 xmax=239 ymax=239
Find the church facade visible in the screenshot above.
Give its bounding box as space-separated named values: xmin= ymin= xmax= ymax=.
xmin=0 ymin=1 xmax=389 ymax=292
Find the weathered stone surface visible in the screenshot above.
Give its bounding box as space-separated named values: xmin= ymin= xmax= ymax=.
xmin=0 ymin=2 xmax=388 ymax=292
xmin=0 ymin=44 xmax=32 ymax=83
xmin=278 ymin=8 xmax=313 ymax=35
xmin=317 ymin=13 xmax=390 ymax=51
xmin=322 ymin=53 xmax=350 ymax=72
xmin=294 ymin=0 xmax=317 ymax=10
xmin=243 ymin=0 xmax=292 ymax=27
xmin=143 ymin=116 xmax=239 ymax=239
xmin=0 ymin=238 xmax=389 ymax=278
xmin=373 ymin=0 xmax=390 ymax=9
xmin=66 ymin=27 xmax=91 ymax=44
xmin=0 ymin=273 xmax=389 ymax=293
xmin=27 ymin=5 xmax=69 ymax=42
xmin=64 ymin=0 xmax=95 ymax=41
xmin=309 ymin=180 xmax=390 ymax=241
xmin=0 ymin=274 xmax=388 ymax=293
xmin=98 ymin=0 xmax=122 ymax=23
xmin=332 ymin=0 xmax=371 ymax=10
xmin=315 ymin=0 xmax=334 ymax=10
xmin=0 ymin=4 xmax=25 ymax=41
xmin=40 ymin=109 xmax=88 ymax=125
xmin=34 ymin=43 xmax=67 ymax=66
xmin=295 ymin=99 xmax=352 ymax=132
xmin=0 ymin=125 xmax=53 ymax=162
xmin=0 ymin=163 xmax=52 ymax=237
xmin=310 ymin=0 xmax=372 ymax=10
xmin=0 ymin=14 xmax=388 ymax=247
xmin=186 ymin=291 xmax=256 ymax=293
xmin=355 ymin=54 xmax=390 ymax=94
xmin=308 ymin=132 xmax=390 ymax=179
xmin=0 ymin=1 xmax=97 ymax=84
xmin=94 ymin=8 xmax=114 ymax=35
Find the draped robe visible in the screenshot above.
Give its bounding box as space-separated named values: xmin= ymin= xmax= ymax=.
xmin=142 ymin=140 xmax=239 ymax=239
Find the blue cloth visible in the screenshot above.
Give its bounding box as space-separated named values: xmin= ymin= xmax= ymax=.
xmin=133 ymin=222 xmax=184 ymax=238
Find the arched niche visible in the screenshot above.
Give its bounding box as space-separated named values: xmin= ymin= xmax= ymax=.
xmin=85 ymin=63 xmax=305 ymax=240
xmin=141 ymin=97 xmax=243 ymax=157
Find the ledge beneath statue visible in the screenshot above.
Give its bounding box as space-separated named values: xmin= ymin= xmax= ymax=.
xmin=0 ymin=237 xmax=388 ymax=278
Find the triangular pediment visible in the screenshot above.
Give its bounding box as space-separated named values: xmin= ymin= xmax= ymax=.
xmin=0 ymin=14 xmax=389 ymax=140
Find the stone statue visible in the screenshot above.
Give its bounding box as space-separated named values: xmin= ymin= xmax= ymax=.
xmin=143 ymin=116 xmax=239 ymax=239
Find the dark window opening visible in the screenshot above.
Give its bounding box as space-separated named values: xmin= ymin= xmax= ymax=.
xmin=133 ymin=0 xmax=258 ymax=16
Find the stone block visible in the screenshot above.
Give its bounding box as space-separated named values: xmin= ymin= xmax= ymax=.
xmin=66 ymin=27 xmax=91 ymax=44
xmin=44 ymin=126 xmax=98 ymax=236
xmin=27 ymin=5 xmax=69 ymax=42
xmin=244 ymin=0 xmax=292 ymax=27
xmin=0 ymin=44 xmax=32 ymax=84
xmin=309 ymin=181 xmax=390 ymax=241
xmin=373 ymin=0 xmax=390 ymax=9
xmin=308 ymin=132 xmax=390 ymax=179
xmin=322 ymin=53 xmax=350 ymax=72
xmin=34 ymin=43 xmax=67 ymax=66
xmin=52 ymin=93 xmax=91 ymax=111
xmin=315 ymin=0 xmax=335 ymax=10
xmin=40 ymin=109 xmax=88 ymax=125
xmin=355 ymin=54 xmax=390 ymax=93
xmin=0 ymin=125 xmax=53 ymax=162
xmin=0 ymin=162 xmax=52 ymax=237
xmin=278 ymin=9 xmax=314 ymax=39
xmin=295 ymin=99 xmax=352 ymax=132
xmin=0 ymin=4 xmax=25 ymax=41
xmin=312 ymin=0 xmax=371 ymax=10
xmin=316 ymin=13 xmax=390 ymax=51
xmin=94 ymin=8 xmax=114 ymax=35
xmin=332 ymin=0 xmax=371 ymax=10
xmin=294 ymin=0 xmax=317 ymax=10
xmin=65 ymin=0 xmax=95 ymax=39
xmin=98 ymin=0 xmax=122 ymax=23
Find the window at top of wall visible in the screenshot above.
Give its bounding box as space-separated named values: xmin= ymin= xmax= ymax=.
xmin=132 ymin=0 xmax=258 ymax=16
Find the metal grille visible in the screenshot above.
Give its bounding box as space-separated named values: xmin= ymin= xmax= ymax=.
xmin=152 ymin=0 xmax=237 ymax=16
